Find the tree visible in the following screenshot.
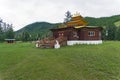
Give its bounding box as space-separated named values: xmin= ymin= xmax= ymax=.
xmin=21 ymin=31 xmax=30 ymax=41
xmin=106 ymin=25 xmax=117 ymax=40
xmin=5 ymin=27 xmax=15 ymax=39
xmin=36 ymin=33 xmax=41 ymax=40
xmin=0 ymin=26 xmax=4 ymax=41
xmin=64 ymin=11 xmax=72 ymax=22
xmin=115 ymin=27 xmax=120 ymax=40
xmin=101 ymin=27 xmax=107 ymax=40
xmin=0 ymin=21 xmax=4 ymax=41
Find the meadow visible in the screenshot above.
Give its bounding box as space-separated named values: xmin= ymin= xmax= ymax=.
xmin=0 ymin=41 xmax=120 ymax=80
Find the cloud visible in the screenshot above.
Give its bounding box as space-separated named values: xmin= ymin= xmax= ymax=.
xmin=0 ymin=0 xmax=120 ymax=31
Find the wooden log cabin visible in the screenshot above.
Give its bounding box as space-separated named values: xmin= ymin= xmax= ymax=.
xmin=51 ymin=12 xmax=103 ymax=45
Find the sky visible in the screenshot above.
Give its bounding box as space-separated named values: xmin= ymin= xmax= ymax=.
xmin=0 ymin=0 xmax=120 ymax=31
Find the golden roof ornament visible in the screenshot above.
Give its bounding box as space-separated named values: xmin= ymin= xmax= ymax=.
xmin=72 ymin=12 xmax=81 ymax=17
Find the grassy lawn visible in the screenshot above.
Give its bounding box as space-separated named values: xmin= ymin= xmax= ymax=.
xmin=0 ymin=41 xmax=120 ymax=80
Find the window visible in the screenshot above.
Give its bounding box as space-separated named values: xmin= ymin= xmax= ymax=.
xmin=58 ymin=31 xmax=64 ymax=37
xmin=88 ymin=31 xmax=95 ymax=36
xmin=59 ymin=33 xmax=63 ymax=36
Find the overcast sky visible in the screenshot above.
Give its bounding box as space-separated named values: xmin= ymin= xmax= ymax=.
xmin=0 ymin=0 xmax=120 ymax=31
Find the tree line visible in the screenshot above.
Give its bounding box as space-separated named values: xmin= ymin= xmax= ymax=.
xmin=1 ymin=24 xmax=120 ymax=42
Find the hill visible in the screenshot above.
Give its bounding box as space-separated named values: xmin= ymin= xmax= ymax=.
xmin=0 ymin=41 xmax=120 ymax=80
xmin=16 ymin=22 xmax=60 ymax=36
xmin=84 ymin=15 xmax=120 ymax=27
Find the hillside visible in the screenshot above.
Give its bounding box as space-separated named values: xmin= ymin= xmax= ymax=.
xmin=84 ymin=15 xmax=120 ymax=27
xmin=0 ymin=41 xmax=120 ymax=80
xmin=15 ymin=15 xmax=120 ymax=38
xmin=16 ymin=22 xmax=60 ymax=37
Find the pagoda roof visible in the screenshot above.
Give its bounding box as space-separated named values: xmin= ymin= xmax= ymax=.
xmin=65 ymin=13 xmax=88 ymax=27
xmin=66 ymin=19 xmax=88 ymax=26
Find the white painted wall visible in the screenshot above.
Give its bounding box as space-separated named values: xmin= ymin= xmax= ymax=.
xmin=67 ymin=40 xmax=102 ymax=45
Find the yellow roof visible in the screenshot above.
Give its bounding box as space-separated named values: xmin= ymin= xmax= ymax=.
xmin=75 ymin=26 xmax=85 ymax=28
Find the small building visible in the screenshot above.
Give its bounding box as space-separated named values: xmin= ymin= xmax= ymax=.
xmin=5 ymin=39 xmax=15 ymax=43
xmin=50 ymin=12 xmax=103 ymax=45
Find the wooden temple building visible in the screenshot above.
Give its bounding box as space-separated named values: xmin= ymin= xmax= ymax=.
xmin=51 ymin=12 xmax=102 ymax=46
xmin=36 ymin=12 xmax=103 ymax=48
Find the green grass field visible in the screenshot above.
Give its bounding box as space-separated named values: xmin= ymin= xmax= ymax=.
xmin=0 ymin=41 xmax=120 ymax=80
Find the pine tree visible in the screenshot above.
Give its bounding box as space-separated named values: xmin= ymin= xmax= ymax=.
xmin=5 ymin=27 xmax=15 ymax=39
